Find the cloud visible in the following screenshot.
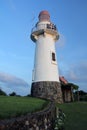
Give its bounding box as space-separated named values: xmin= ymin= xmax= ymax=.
xmin=68 ymin=62 xmax=87 ymax=82
xmin=0 ymin=72 xmax=29 ymax=87
xmin=0 ymin=72 xmax=30 ymax=95
xmin=59 ymin=61 xmax=87 ymax=91
xmin=56 ymin=33 xmax=66 ymax=48
xmin=67 ymin=70 xmax=78 ymax=81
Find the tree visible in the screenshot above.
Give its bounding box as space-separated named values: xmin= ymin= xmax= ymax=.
xmin=0 ymin=88 xmax=7 ymax=96
xmin=75 ymin=90 xmax=87 ymax=101
xmin=68 ymin=83 xmax=79 ymax=90
xmin=9 ymin=92 xmax=16 ymax=96
xmin=67 ymin=83 xmax=79 ymax=101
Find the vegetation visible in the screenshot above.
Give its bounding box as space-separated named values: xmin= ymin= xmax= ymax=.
xmin=71 ymin=83 xmax=79 ymax=90
xmin=0 ymin=89 xmax=7 ymax=96
xmin=54 ymin=108 xmax=66 ymax=130
xmin=57 ymin=102 xmax=87 ymax=130
xmin=9 ymin=92 xmax=17 ymax=96
xmin=74 ymin=90 xmax=87 ymax=101
xmin=0 ymin=96 xmax=48 ymax=119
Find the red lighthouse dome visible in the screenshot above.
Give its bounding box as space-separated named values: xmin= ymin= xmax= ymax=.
xmin=38 ymin=10 xmax=50 ymax=22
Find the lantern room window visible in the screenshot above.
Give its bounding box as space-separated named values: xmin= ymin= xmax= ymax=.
xmin=47 ymin=23 xmax=57 ymax=30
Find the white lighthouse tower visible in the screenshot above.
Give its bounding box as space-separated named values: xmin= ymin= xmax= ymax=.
xmin=31 ymin=11 xmax=62 ymax=103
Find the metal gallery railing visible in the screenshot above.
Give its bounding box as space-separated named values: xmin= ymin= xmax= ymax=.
xmin=31 ymin=23 xmax=57 ymax=33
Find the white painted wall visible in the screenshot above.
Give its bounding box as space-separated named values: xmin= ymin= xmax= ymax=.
xmin=32 ymin=21 xmax=59 ymax=82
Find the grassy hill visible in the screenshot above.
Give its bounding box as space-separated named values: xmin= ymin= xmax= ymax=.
xmin=0 ymin=96 xmax=48 ymax=119
xmin=0 ymin=96 xmax=87 ymax=130
xmin=57 ymin=102 xmax=87 ymax=130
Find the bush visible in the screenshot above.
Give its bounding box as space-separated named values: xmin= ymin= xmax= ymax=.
xmin=80 ymin=95 xmax=87 ymax=101
xmin=54 ymin=108 xmax=66 ymax=130
xmin=0 ymin=89 xmax=7 ymax=96
xmin=9 ymin=92 xmax=16 ymax=96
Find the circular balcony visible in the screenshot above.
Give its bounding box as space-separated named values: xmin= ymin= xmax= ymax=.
xmin=31 ymin=23 xmax=59 ymax=42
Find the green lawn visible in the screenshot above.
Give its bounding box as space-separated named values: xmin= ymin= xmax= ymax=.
xmin=57 ymin=102 xmax=87 ymax=130
xmin=0 ymin=96 xmax=48 ymax=119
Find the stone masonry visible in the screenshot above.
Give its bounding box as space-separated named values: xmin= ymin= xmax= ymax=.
xmin=31 ymin=81 xmax=63 ymax=103
xmin=0 ymin=101 xmax=56 ymax=130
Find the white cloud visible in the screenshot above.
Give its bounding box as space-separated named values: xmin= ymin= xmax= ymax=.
xmin=0 ymin=72 xmax=30 ymax=95
xmin=56 ymin=33 xmax=66 ymax=48
xmin=68 ymin=70 xmax=78 ymax=81
xmin=59 ymin=61 xmax=87 ymax=91
xmin=0 ymin=72 xmax=29 ymax=87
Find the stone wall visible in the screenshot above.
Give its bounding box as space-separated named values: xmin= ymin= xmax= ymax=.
xmin=31 ymin=81 xmax=63 ymax=103
xmin=0 ymin=101 xmax=56 ymax=130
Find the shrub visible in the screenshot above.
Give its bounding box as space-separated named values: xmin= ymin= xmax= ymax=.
xmin=0 ymin=89 xmax=7 ymax=96
xmin=9 ymin=92 xmax=16 ymax=96
xmin=54 ymin=108 xmax=66 ymax=130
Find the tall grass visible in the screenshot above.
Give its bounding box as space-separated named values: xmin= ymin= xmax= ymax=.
xmin=0 ymin=96 xmax=48 ymax=119
xmin=57 ymin=102 xmax=87 ymax=130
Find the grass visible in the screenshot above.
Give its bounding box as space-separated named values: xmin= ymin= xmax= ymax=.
xmin=1 ymin=96 xmax=87 ymax=130
xmin=0 ymin=96 xmax=48 ymax=119
xmin=57 ymin=102 xmax=87 ymax=130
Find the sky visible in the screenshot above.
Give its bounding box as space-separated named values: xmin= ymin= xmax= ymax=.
xmin=0 ymin=0 xmax=87 ymax=96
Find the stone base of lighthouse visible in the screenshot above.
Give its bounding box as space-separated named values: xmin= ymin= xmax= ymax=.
xmin=31 ymin=81 xmax=63 ymax=103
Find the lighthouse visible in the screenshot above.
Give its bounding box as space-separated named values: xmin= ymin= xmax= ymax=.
xmin=31 ymin=11 xmax=63 ymax=103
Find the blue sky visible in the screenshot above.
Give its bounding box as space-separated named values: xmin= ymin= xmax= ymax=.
xmin=0 ymin=0 xmax=87 ymax=95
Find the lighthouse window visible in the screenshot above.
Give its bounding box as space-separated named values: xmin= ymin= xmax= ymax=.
xmin=47 ymin=23 xmax=57 ymax=30
xmin=52 ymin=52 xmax=56 ymax=61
